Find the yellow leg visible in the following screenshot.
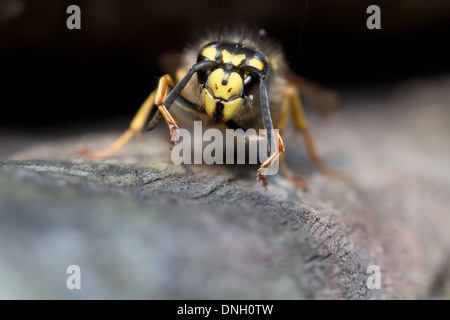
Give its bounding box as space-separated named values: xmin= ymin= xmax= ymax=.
xmin=286 ymin=86 xmax=350 ymax=180
xmin=78 ymin=72 xmax=184 ymax=158
xmin=278 ymin=90 xmax=290 ymax=137
xmin=283 ymin=71 xmax=341 ymax=117
xmin=255 ymin=130 xmax=286 ymax=190
xmin=77 ymin=90 xmax=157 ymax=158
xmin=275 ymin=88 xmax=308 ymax=189
xmin=154 ymin=74 xmax=181 ymax=148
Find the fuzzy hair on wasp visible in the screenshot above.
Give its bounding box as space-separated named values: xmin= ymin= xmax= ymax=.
xmin=77 ymin=28 xmax=349 ymax=190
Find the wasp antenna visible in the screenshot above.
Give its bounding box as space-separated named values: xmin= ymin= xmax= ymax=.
xmin=259 ymin=76 xmax=274 ymax=156
xmin=164 ymin=60 xmax=217 ymax=109
xmin=147 ymin=60 xmax=217 ymax=132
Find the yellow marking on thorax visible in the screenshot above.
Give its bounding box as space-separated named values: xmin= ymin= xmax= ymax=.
xmin=201 ymin=47 xmax=217 ymax=61
xmin=247 ymin=58 xmax=264 ymax=71
xmin=207 ymin=69 xmax=243 ymax=100
xmin=221 ymin=50 xmax=246 ymax=66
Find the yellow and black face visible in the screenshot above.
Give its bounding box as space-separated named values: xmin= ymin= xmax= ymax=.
xmin=197 ymin=42 xmax=268 ymax=123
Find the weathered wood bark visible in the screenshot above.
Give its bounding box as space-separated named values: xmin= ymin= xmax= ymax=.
xmin=1 ymin=77 xmax=450 ymax=299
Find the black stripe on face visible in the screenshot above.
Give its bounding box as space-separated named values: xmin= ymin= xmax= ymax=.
xmin=213 ymin=102 xmax=224 ymax=123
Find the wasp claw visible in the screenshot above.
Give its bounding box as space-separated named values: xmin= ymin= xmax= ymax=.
xmin=257 ymin=168 xmax=269 ymax=191
xmin=290 ymin=177 xmax=309 ymax=191
xmin=168 ymin=126 xmax=180 ymax=150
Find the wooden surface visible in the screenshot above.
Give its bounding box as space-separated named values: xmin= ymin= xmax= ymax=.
xmin=1 ymin=76 xmax=450 ymax=299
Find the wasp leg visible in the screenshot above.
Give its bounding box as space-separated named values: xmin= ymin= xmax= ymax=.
xmin=236 ymin=129 xmax=285 ymax=190
xmin=153 ymin=74 xmax=181 ymax=149
xmin=148 ymin=61 xmax=218 ymax=147
xmin=148 ymin=70 xmax=210 ymax=128
xmin=283 ymin=71 xmax=341 ymax=118
xmin=229 ymin=126 xmax=285 ymax=190
xmin=77 ymin=90 xmax=157 ymax=158
xmin=255 ymin=130 xmax=286 ymax=190
xmin=272 ymin=88 xmax=309 ymax=188
xmin=284 ymin=86 xmax=350 ymax=180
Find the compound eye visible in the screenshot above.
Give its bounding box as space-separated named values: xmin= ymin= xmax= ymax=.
xmin=243 ymin=74 xmax=258 ymax=95
xmin=197 ymin=53 xmax=215 ymax=85
xmin=197 ymin=69 xmax=211 ymax=86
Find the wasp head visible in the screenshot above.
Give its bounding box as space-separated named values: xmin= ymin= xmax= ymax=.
xmin=197 ymin=42 xmax=267 ymax=123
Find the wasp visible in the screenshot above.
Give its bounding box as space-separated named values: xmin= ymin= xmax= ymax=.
xmin=78 ymin=29 xmax=347 ymax=189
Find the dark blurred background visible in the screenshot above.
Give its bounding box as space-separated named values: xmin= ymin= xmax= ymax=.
xmin=1 ymin=0 xmax=449 ymax=128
